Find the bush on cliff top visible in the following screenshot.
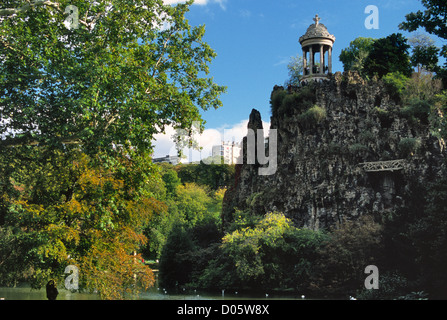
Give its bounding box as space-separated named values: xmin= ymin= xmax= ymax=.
xmin=270 ymin=85 xmax=316 ymax=118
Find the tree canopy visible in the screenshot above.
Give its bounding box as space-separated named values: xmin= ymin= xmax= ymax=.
xmin=408 ymin=33 xmax=440 ymax=73
xmin=0 ymin=0 xmax=225 ymax=154
xmin=339 ymin=34 xmax=413 ymax=79
xmin=285 ymin=54 xmax=303 ymax=87
xmin=363 ymin=33 xmax=413 ymax=79
xmin=399 ymin=0 xmax=447 ymax=84
xmin=339 ymin=37 xmax=376 ymax=77
xmin=399 ymin=0 xmax=447 ymax=51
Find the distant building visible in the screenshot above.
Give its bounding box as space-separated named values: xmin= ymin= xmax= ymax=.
xmin=212 ymin=141 xmax=242 ymax=164
xmin=152 ymin=154 xmax=180 ymax=165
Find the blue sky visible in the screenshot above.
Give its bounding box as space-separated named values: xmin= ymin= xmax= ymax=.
xmin=153 ymin=0 xmax=432 ymax=159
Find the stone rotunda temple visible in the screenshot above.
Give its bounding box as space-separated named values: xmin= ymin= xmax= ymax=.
xmin=299 ymin=14 xmax=335 ymax=83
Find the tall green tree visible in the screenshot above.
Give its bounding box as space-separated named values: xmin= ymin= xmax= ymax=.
xmin=399 ymin=0 xmax=447 ymax=84
xmin=176 ymin=161 xmax=235 ymax=190
xmin=408 ymin=33 xmax=440 ymax=74
xmin=0 ymin=0 xmax=225 ymax=298
xmin=0 ymin=0 xmax=225 ymax=154
xmin=339 ymin=37 xmax=376 ymax=77
xmin=363 ymin=33 xmax=413 ymax=78
xmin=284 ymin=54 xmax=303 ymax=87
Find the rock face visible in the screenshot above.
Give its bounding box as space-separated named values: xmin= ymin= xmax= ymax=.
xmin=222 ymin=71 xmax=446 ymax=230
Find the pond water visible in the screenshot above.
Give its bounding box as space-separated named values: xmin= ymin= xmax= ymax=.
xmin=0 ymin=285 xmax=99 ymax=300
xmin=0 ymin=284 xmax=307 ymax=300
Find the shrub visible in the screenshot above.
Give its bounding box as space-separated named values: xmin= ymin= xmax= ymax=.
xmin=326 ymin=142 xmax=345 ymax=156
xmin=281 ymin=93 xmax=300 ymax=112
xmin=374 ymin=107 xmax=394 ymax=128
xmin=270 ymin=85 xmax=316 ymax=118
xmin=382 ymin=72 xmax=409 ymax=103
xmin=314 ymin=215 xmax=384 ymax=295
xmin=298 ymin=105 xmax=327 ymax=129
xmin=348 ymin=143 xmax=369 ymax=155
xmin=403 ymin=73 xmax=443 ymax=104
xmin=358 ymin=130 xmax=376 ymax=144
xmin=400 ymin=99 xmax=431 ymax=124
xmin=297 ymin=84 xmax=317 ymax=105
xmin=282 ymin=92 xmax=312 ymax=114
xmin=270 ymin=89 xmax=287 ymax=117
xmin=431 ymin=92 xmax=447 ymax=140
xmin=398 ymin=138 xmax=421 ymax=157
xmin=218 ymin=212 xmax=327 ymax=291
xmin=356 ymin=271 xmax=414 ymax=300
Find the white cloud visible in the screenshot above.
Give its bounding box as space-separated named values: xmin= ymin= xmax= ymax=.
xmin=152 ymin=119 xmax=271 ymax=163
xmin=163 ymin=0 xmax=204 ymax=5
xmin=238 ymin=9 xmax=252 ymax=18
xmin=274 ymin=56 xmax=291 ymax=67
xmin=163 ymin=0 xmax=226 ymax=8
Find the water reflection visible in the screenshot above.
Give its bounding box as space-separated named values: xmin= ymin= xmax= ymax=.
xmin=0 ymin=284 xmax=100 ymax=300
xmin=0 ymin=284 xmax=306 ymax=300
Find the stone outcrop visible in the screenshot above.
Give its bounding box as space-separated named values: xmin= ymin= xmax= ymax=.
xmin=222 ymin=71 xmax=446 ymax=230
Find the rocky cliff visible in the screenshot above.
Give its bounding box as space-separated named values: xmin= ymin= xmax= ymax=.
xmin=222 ymin=71 xmax=446 ymax=230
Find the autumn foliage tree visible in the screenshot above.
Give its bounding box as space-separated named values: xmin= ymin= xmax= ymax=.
xmin=3 ymin=149 xmax=167 ymax=299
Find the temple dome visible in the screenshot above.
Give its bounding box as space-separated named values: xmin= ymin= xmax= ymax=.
xmin=299 ymin=15 xmax=335 ymax=44
xmin=299 ymin=23 xmax=335 ymax=43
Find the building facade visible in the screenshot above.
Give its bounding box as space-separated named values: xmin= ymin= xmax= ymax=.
xmin=212 ymin=141 xmax=242 ymax=164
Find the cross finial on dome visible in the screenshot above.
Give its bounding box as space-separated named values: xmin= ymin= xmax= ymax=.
xmin=313 ymin=14 xmax=321 ymax=26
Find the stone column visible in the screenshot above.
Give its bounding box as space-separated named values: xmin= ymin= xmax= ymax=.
xmin=309 ymin=46 xmax=313 ymax=75
xmin=328 ymin=47 xmax=332 ymax=74
xmin=302 ymin=48 xmax=307 ymax=74
xmin=319 ymin=44 xmax=324 ymax=74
